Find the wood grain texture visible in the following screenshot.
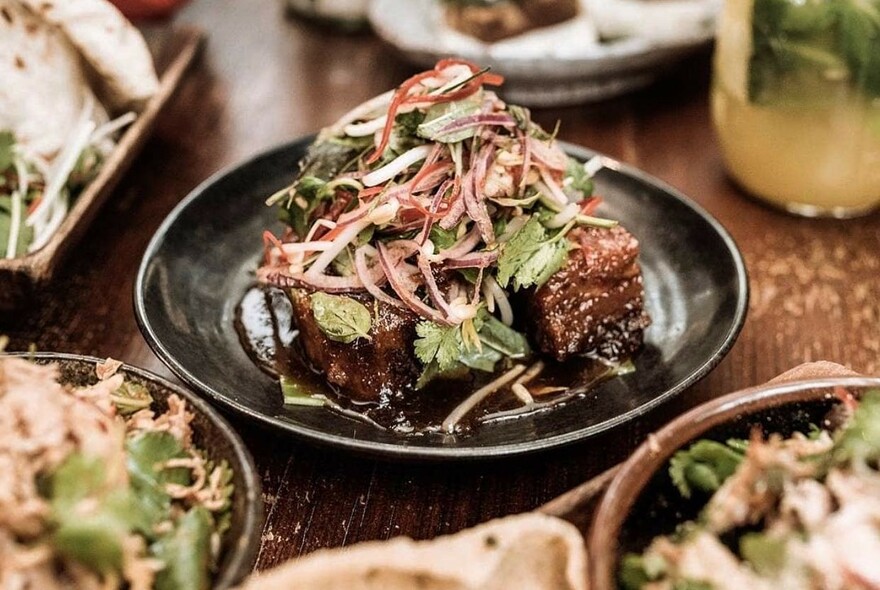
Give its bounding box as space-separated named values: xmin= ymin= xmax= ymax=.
xmin=2 ymin=0 xmax=879 ymax=573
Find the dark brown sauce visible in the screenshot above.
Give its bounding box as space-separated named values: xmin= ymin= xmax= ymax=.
xmin=235 ymin=285 xmax=623 ymax=435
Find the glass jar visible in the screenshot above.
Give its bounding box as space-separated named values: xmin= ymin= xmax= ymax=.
xmin=285 ymin=0 xmax=371 ymax=32
xmin=712 ymin=0 xmax=880 ymax=217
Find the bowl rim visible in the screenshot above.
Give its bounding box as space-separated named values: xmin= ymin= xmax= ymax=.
xmin=587 ymin=375 xmax=880 ymax=590
xmin=7 ymin=351 xmax=263 ymax=588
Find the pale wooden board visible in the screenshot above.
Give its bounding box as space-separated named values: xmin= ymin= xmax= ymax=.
xmin=0 ymin=27 xmax=204 ymax=311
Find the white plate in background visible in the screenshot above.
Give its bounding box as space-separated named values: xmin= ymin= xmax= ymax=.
xmin=369 ymin=0 xmax=721 ymax=107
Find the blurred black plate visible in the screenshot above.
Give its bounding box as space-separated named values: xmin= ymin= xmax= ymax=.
xmin=135 ymin=137 xmax=748 ymax=460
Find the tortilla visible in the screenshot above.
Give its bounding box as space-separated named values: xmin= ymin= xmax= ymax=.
xmin=17 ymin=0 xmax=159 ymax=110
xmin=238 ymin=513 xmax=588 ymax=590
xmin=0 ymin=0 xmax=106 ymax=160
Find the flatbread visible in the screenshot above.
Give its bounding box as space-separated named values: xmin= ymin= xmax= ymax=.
xmin=17 ymin=0 xmax=159 ymax=110
xmin=0 ymin=0 xmax=106 ymax=160
xmin=239 ymin=513 xmax=588 ymax=590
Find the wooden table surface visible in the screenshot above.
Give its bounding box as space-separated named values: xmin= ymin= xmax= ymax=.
xmin=4 ymin=0 xmax=880 ymax=573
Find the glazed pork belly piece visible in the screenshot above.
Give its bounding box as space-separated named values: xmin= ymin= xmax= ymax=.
xmin=524 ymin=226 xmax=650 ymax=362
xmin=286 ymin=289 xmax=421 ymax=402
xmin=278 ymin=225 xmax=649 ymax=402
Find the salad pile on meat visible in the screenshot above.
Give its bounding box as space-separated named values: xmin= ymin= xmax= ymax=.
xmin=0 ymin=356 xmax=233 ymax=590
xmin=258 ymin=59 xmax=650 ymax=431
xmin=622 ymin=389 xmax=880 ymax=590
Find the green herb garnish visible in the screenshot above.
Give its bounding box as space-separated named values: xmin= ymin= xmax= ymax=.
xmin=669 ymin=439 xmax=746 ymax=498
xmin=310 ymin=292 xmax=372 ymax=343
xmin=496 ymin=216 xmax=571 ymax=291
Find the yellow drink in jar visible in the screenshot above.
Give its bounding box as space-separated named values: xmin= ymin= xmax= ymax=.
xmin=712 ymin=0 xmax=880 ymax=216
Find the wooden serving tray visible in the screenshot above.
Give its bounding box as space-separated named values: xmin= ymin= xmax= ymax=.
xmin=0 ymin=26 xmax=204 ymax=312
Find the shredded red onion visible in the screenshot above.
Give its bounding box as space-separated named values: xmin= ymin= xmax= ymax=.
xmin=257 ymin=266 xmax=365 ymax=293
xmin=416 ymin=253 xmax=453 ymax=317
xmin=435 ymin=113 xmax=516 ymax=138
xmin=527 ymin=136 xmax=568 ymax=171
xmin=444 ymin=250 xmax=499 ymax=269
xmin=464 ymin=146 xmax=496 ymax=243
xmin=416 ymin=181 xmax=452 ymax=245
xmin=354 ymin=246 xmax=408 ymax=310
xmin=438 ymin=225 xmax=482 ymax=260
xmin=518 ymin=128 xmax=531 ymax=191
xmin=377 ymin=243 xmax=450 ymax=324
xmin=439 ymin=190 xmax=466 ymax=229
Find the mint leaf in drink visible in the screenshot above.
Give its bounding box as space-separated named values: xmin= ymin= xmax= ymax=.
xmin=836 ymin=0 xmax=880 ymax=97
xmin=748 ymin=0 xmax=880 ymax=103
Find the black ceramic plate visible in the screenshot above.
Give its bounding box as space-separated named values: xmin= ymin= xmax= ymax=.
xmin=135 ymin=137 xmax=748 ymax=460
xmin=10 ymin=352 xmax=262 ymax=589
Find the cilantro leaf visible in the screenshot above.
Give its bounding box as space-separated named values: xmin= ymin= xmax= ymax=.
xmin=668 ymin=439 xmax=746 ymax=498
xmin=414 ymin=314 xmax=531 ymax=387
xmin=520 ymin=239 xmax=569 ymax=289
xmin=429 ymin=225 xmax=458 ymax=250
xmin=496 ymin=216 xmax=570 ymax=291
xmin=496 ymin=216 xmax=544 ymax=287
xmin=126 ymin=431 xmax=191 ymax=536
xmin=152 ymin=507 xmax=213 ymax=590
xmin=50 ymin=454 xmax=140 ymax=574
xmin=414 ymin=321 xmax=465 ymax=372
xmin=478 ymin=312 xmax=530 ymax=358
xmin=565 ymin=157 xmax=594 ymax=198
xmin=310 ymin=293 xmax=372 ymax=344
xmin=395 ymin=110 xmax=427 ymax=137
xmin=832 ymin=389 xmax=880 ymax=467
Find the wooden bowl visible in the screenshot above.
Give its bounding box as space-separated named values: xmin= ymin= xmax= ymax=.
xmin=586 ymin=376 xmax=880 ymax=590
xmin=11 ymin=352 xmax=263 ymax=588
